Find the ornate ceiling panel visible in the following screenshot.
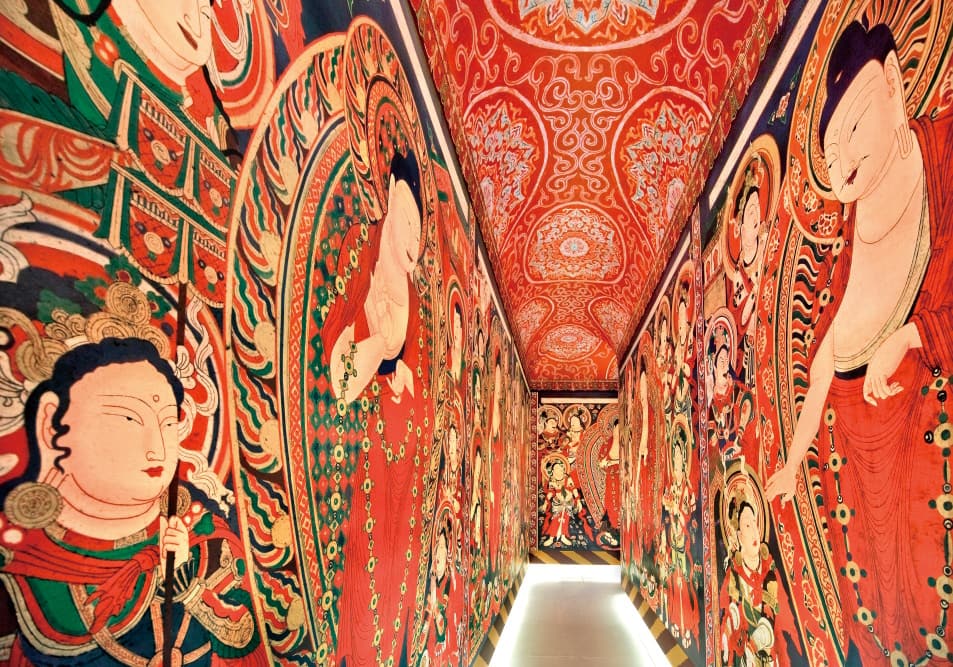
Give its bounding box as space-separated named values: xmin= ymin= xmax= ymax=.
xmin=413 ymin=0 xmax=790 ymax=389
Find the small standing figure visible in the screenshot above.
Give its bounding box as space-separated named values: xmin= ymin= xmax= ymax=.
xmin=540 ymin=454 xmax=582 ymax=548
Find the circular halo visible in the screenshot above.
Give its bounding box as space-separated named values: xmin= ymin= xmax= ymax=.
xmin=538 ymin=405 xmax=565 ymax=432
xmin=562 ymin=403 xmax=591 ymax=430
xmin=719 ymin=460 xmax=770 ymax=549
xmin=541 ymin=451 xmax=571 ymax=479
xmin=721 ymin=134 xmax=781 ymax=280
xmin=787 ymin=0 xmax=953 ymax=240
xmin=342 ymin=17 xmax=436 ymax=260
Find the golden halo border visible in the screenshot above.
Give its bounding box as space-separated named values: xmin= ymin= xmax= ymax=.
xmin=562 ymin=403 xmax=592 ymax=430
xmin=720 ymin=133 xmax=781 ymax=282
xmin=719 ymin=460 xmax=770 ymax=548
xmin=341 ymin=16 xmax=437 ymax=260
xmin=538 ymin=404 xmax=565 ymax=431
xmin=540 ymin=451 xmax=570 ymax=477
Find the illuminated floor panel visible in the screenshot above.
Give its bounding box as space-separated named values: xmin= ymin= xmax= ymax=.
xmin=488 ymin=564 xmax=671 ymax=667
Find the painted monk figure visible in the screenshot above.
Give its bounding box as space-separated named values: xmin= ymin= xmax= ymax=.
xmin=767 ymin=21 xmax=953 ymax=664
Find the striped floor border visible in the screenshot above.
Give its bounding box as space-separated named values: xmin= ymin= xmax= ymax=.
xmin=471 ymin=563 xmax=527 ymax=667
xmin=528 ymin=548 xmax=620 ymax=565
xmin=622 ymin=575 xmax=693 ymax=666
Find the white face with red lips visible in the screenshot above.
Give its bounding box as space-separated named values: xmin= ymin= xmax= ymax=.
xmin=823 ymin=59 xmax=904 ymax=204
xmin=54 ymin=361 xmax=179 ymax=508
xmin=383 ymin=177 xmax=422 ymax=276
xmin=738 ymin=504 xmax=760 ymax=564
xmin=739 ymin=190 xmax=761 ymax=265
xmin=113 ymin=0 xmax=214 ymax=83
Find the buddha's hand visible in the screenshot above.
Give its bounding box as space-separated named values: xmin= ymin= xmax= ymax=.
xmin=160 ymin=515 xmax=190 ymax=570
xmin=387 ymin=359 xmax=416 ymax=402
xmin=864 ymin=323 xmax=919 ymax=406
xmin=765 ymin=464 xmax=797 ymax=504
xmin=331 ymin=323 xmax=356 ymax=364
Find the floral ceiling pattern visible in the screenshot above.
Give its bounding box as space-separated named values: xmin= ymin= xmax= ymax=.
xmin=412 ymin=0 xmax=790 ymax=389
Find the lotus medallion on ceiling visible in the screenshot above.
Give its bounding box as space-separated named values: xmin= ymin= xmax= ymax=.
xmin=412 ymin=0 xmax=790 ymax=389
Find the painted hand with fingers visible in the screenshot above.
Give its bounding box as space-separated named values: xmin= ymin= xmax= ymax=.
xmin=863 ymin=323 xmax=920 ymax=406
xmin=765 ymin=463 xmax=797 ymax=505
xmin=159 ymin=515 xmax=190 ymax=571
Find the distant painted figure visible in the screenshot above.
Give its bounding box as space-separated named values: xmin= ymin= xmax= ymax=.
xmin=729 ymin=183 xmax=767 ymax=388
xmin=767 ymin=21 xmax=953 ymax=664
xmin=540 ymin=455 xmax=581 ymax=548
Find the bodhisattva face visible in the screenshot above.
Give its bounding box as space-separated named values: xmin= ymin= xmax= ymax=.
xmin=740 ymin=190 xmax=761 ymax=265
xmin=434 ymin=531 xmax=448 ymax=580
xmin=112 ymin=0 xmax=214 ymax=84
xmin=45 ymin=361 xmax=179 ymax=508
xmin=448 ymin=426 xmax=460 ymax=473
xmin=738 ymin=505 xmax=760 ymax=565
xmin=383 ymin=176 xmax=422 ymax=276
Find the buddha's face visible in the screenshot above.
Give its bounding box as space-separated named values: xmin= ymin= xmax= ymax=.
xmin=739 ymin=191 xmax=761 ymax=264
xmin=451 ymin=308 xmax=463 ymax=361
xmin=677 ymin=300 xmax=689 ymax=347
xmin=714 ymin=347 xmax=730 ymax=393
xmin=434 ymin=531 xmax=448 ymax=580
xmin=383 ymin=176 xmax=422 ymax=275
xmin=673 ymin=444 xmax=684 ymax=485
xmin=823 ymin=58 xmax=904 ymax=204
xmin=569 ymin=415 xmax=582 ymax=434
xmin=447 ymin=426 xmax=460 ymax=472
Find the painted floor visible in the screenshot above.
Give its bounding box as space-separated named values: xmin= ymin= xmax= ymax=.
xmin=488 ymin=564 xmax=672 ymax=667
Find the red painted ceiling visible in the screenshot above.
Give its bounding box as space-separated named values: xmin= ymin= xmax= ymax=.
xmin=411 ymin=0 xmax=790 ymax=390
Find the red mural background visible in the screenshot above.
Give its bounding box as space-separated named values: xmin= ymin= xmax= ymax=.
xmin=701 ymin=1 xmax=953 ymax=664
xmin=619 ymin=234 xmax=705 ymax=664
xmin=534 ymin=401 xmax=621 ymax=551
xmin=411 ymin=0 xmax=791 ymax=389
xmin=0 ymin=2 xmax=531 ymax=666
xmin=621 ymin=2 xmax=953 ymax=665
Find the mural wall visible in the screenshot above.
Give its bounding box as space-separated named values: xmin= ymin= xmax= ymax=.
xmin=465 ymin=252 xmax=530 ymax=659
xmin=533 ymin=400 xmax=620 ymax=551
xmin=623 ymin=1 xmax=953 ymax=665
xmin=620 ymin=233 xmax=705 ymax=663
xmin=0 ymin=1 xmax=529 ymax=666
xmin=702 ymin=0 xmax=953 ymax=663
